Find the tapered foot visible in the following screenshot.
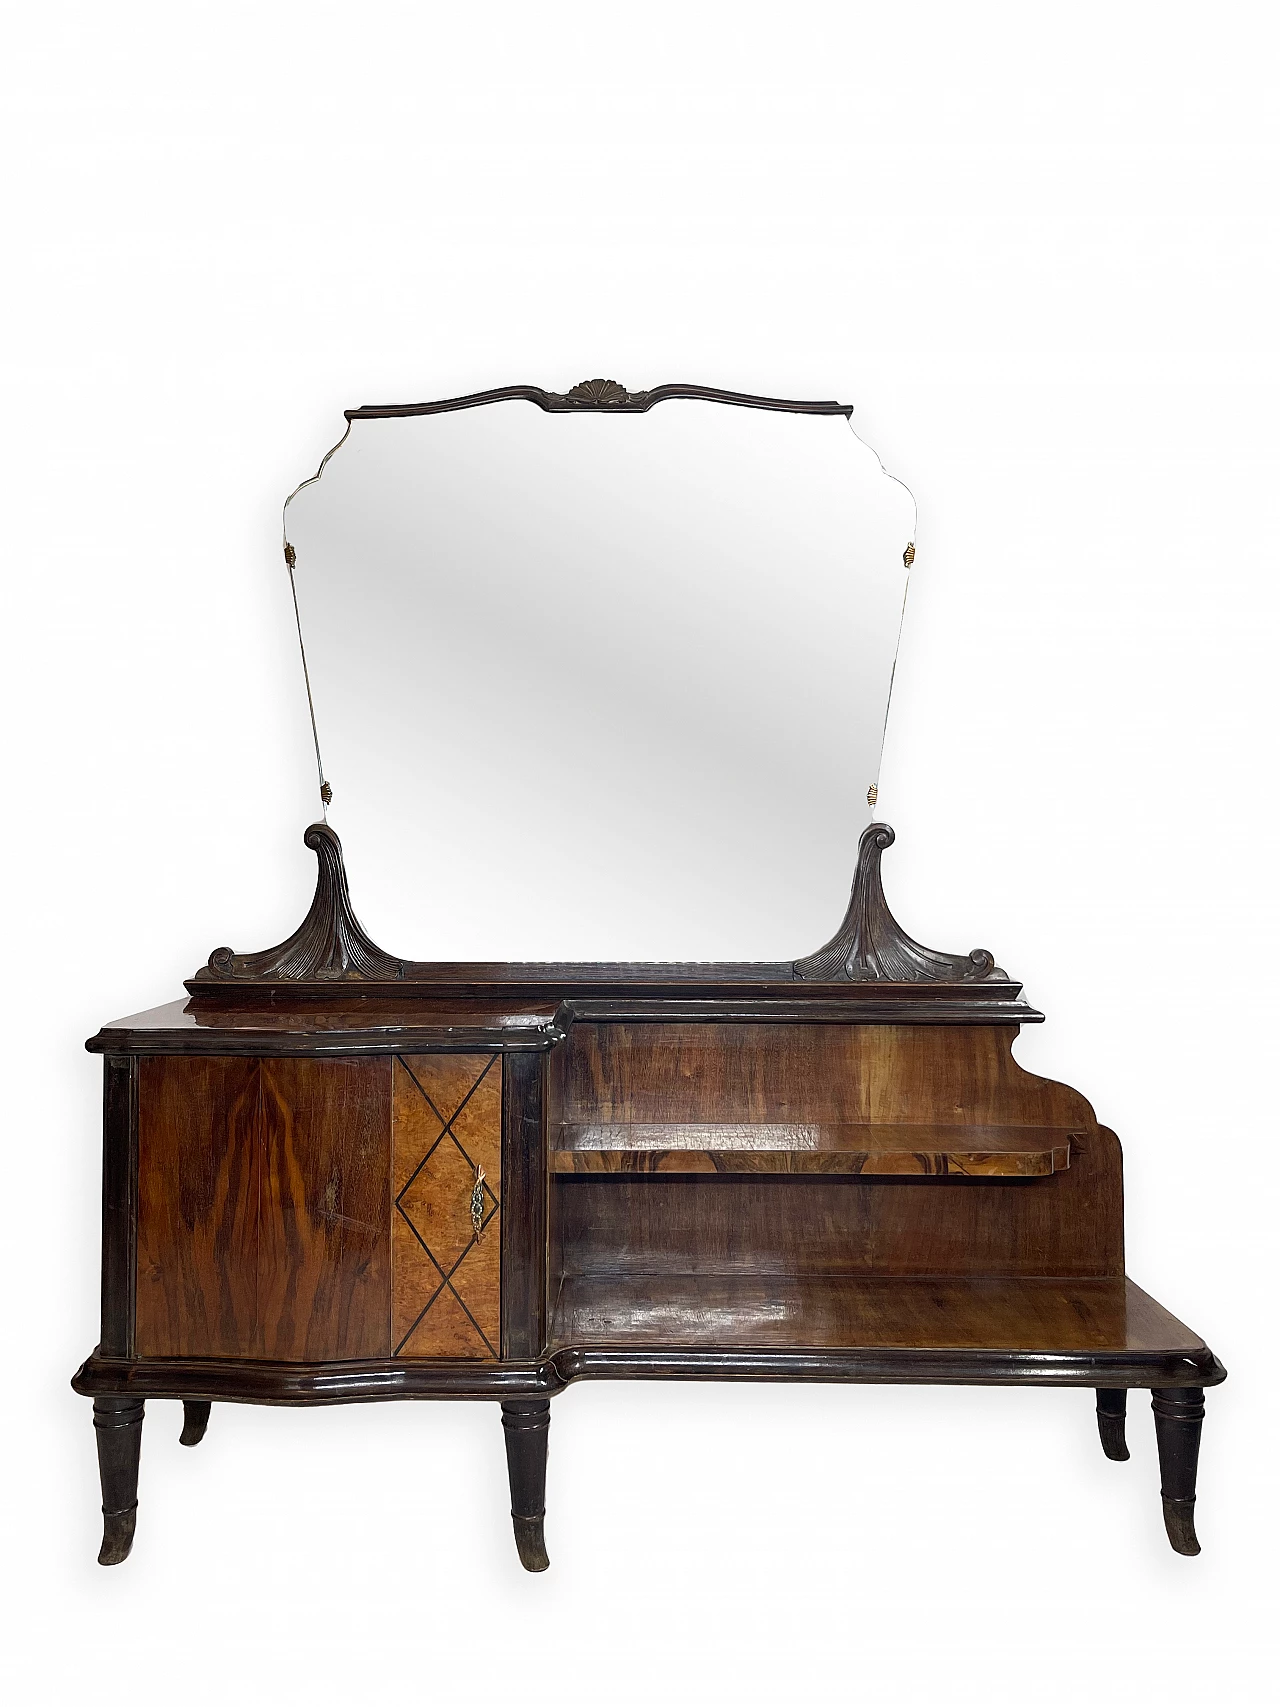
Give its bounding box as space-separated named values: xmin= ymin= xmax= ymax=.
xmin=1095 ymin=1388 xmax=1130 ymax=1461
xmin=93 ymin=1397 xmax=144 ymax=1566
xmin=1162 ymin=1497 xmax=1200 ymax=1556
xmin=180 ymin=1400 xmax=211 ymax=1447
xmin=1152 ymin=1387 xmax=1205 ymax=1556
xmin=512 ymin=1514 xmax=550 ymax=1572
xmin=501 ymin=1399 xmax=551 ymax=1572
xmin=98 ymin=1508 xmax=137 ymax=1566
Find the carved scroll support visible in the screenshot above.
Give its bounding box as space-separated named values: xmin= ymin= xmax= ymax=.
xmin=194 ymin=819 xmax=1005 ymax=990
xmin=793 ymin=823 xmax=1006 ymax=983
xmin=200 ymin=823 xmax=403 ymax=982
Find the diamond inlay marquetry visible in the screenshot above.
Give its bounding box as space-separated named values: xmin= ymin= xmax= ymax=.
xmin=392 ymin=1055 xmax=501 ymax=1359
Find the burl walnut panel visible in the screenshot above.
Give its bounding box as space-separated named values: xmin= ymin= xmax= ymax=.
xmin=393 ymin=1055 xmax=501 ymax=1359
xmin=135 ymin=1056 xmax=391 ymax=1360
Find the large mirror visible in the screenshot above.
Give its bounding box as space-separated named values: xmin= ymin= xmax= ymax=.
xmin=283 ymin=384 xmax=916 ymax=963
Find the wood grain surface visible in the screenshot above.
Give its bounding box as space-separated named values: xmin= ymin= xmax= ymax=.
xmin=553 ymin=1122 xmax=1075 ymax=1176
xmin=554 ymin=1022 xmax=1095 ymax=1128
xmin=136 ymin=1057 xmax=262 ymax=1358
xmin=256 ymin=1058 xmax=391 ymax=1360
xmin=135 ymin=1056 xmax=390 ymax=1360
xmin=553 ymin=1136 xmax=1121 ymax=1280
xmin=551 ymin=1275 xmax=1200 ymax=1354
xmin=550 ymin=1023 xmax=1120 ymax=1281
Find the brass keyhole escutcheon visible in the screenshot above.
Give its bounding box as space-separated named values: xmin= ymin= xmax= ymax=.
xmin=470 ymin=1165 xmax=486 ymax=1240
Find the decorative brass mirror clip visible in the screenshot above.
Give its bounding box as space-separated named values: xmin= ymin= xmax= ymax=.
xmin=470 ymin=1165 xmax=486 ymax=1240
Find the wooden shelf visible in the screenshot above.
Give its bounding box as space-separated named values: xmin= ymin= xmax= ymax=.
xmin=552 ymin=1123 xmax=1076 ymax=1178
xmin=551 ymin=1275 xmax=1202 ymax=1355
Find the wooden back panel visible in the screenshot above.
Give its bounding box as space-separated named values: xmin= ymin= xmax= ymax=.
xmin=554 ymin=1023 xmax=1099 ymax=1129
xmin=550 ymin=1023 xmax=1122 ymax=1282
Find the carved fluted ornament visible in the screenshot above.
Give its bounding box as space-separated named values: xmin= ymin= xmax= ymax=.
xmin=793 ymin=823 xmax=1006 ymax=983
xmin=204 ymin=823 xmax=403 ymax=981
xmin=560 ymin=378 xmax=649 ymax=407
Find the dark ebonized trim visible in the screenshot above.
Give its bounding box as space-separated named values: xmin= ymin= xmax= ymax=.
xmin=88 ymin=998 xmax=1042 ymax=1057
xmin=86 ymin=1024 xmax=566 ymax=1058
xmin=501 ymin=1053 xmax=549 ymax=1361
xmin=344 ymin=380 xmax=854 ymax=422
xmin=100 ymin=1056 xmax=137 ymax=1360
xmin=180 ymin=1400 xmax=211 ymax=1447
xmin=1152 ymin=1387 xmax=1206 ymax=1555
xmin=554 ymin=1346 xmax=1228 ymax=1388
xmin=557 ymin=996 xmax=1041 ymax=1025
xmin=501 ymin=1399 xmax=551 ymax=1571
xmin=73 ymin=1353 xmax=560 ymax=1404
xmin=72 ymin=1343 xmax=1226 ymax=1406
xmin=94 ymin=1396 xmax=144 ymax=1565
xmin=174 ymin=983 xmax=1041 ymax=1017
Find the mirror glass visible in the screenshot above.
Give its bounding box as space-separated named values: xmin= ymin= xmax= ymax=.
xmin=284 ymin=393 xmax=915 ymax=962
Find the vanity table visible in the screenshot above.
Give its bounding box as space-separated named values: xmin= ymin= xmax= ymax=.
xmin=74 ymin=380 xmax=1223 ymax=1569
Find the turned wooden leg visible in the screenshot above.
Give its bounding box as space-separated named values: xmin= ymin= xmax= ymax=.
xmin=93 ymin=1397 xmax=144 ymax=1566
xmin=179 ymin=1401 xmax=211 ymax=1447
xmin=1151 ymin=1387 xmax=1205 ymax=1556
xmin=501 ymin=1399 xmax=550 ymax=1572
xmin=1095 ymin=1388 xmax=1130 ymax=1461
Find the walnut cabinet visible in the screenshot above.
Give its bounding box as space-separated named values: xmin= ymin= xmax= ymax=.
xmin=75 ymin=825 xmax=1224 ymax=1571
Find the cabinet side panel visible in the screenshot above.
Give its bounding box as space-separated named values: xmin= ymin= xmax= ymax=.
xmin=258 ymin=1057 xmax=392 ymax=1361
xmin=864 ymin=1027 xmax=1098 ymax=1127
xmin=135 ymin=1056 xmax=261 ymax=1358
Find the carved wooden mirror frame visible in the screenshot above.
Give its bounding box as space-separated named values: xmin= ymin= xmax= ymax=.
xmin=195 ymin=379 xmax=1019 ymax=1015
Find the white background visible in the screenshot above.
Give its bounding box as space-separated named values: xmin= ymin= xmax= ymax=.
xmin=2 ymin=4 xmax=1276 ymax=1702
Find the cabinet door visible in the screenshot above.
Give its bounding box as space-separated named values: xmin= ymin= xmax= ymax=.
xmin=135 ymin=1055 xmax=391 ymax=1361
xmin=392 ymin=1055 xmax=502 ymax=1358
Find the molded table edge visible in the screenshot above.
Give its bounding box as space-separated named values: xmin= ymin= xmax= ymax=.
xmin=72 ymin=1344 xmax=1226 ymax=1404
